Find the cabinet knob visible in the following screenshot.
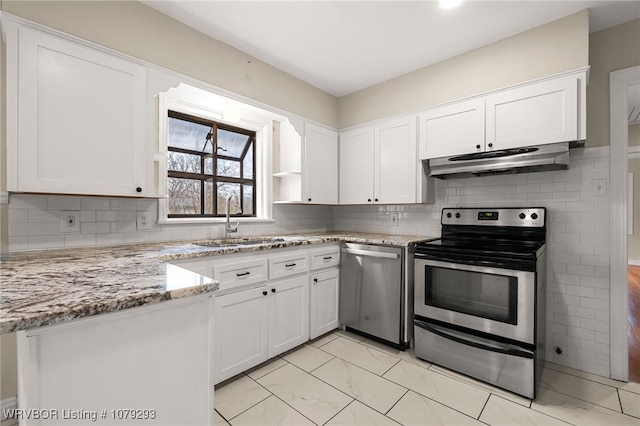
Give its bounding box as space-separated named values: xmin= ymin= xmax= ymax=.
xmin=488 ymin=143 xmax=493 ymax=148
xmin=368 ymin=199 xmax=372 ymax=202
xmin=262 ymin=291 xmax=268 ymax=296
xmin=476 ymin=145 xmax=481 ymax=149
xmin=374 ymin=198 xmax=379 ymax=202
xmin=308 ymin=198 xmax=312 ymax=202
xmin=136 ymin=187 xmax=142 ymax=193
xmin=271 ymin=288 xmax=276 ymax=293
xmin=313 ymin=278 xmax=318 ymax=283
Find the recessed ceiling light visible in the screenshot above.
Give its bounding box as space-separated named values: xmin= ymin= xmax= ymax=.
xmin=440 ymin=0 xmax=464 ymax=9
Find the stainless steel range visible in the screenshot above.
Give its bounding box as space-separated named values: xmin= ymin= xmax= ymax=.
xmin=413 ymin=207 xmax=546 ymax=399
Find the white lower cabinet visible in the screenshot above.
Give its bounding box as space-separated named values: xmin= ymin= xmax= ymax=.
xmin=309 ymin=268 xmax=340 ymax=340
xmin=207 ymin=244 xmax=337 ymax=384
xmin=268 ymin=275 xmax=310 ymax=356
xmin=213 ymin=286 xmax=269 ymax=384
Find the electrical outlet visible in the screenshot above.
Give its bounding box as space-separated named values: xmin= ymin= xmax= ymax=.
xmin=593 ymin=179 xmax=607 ymax=196
xmin=136 ymin=212 xmax=153 ymax=230
xmin=554 ymin=345 xmax=566 ymax=359
xmin=61 ymin=211 xmax=80 ymax=233
xmin=391 ymin=213 xmax=399 ymax=226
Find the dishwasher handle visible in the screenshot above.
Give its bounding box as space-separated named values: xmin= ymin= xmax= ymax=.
xmin=342 ymin=248 xmax=399 ymax=260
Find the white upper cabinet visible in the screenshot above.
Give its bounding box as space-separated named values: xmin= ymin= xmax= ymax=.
xmin=303 ymin=123 xmax=339 ymax=204
xmin=374 ymin=116 xmax=418 ymax=204
xmin=418 ymin=71 xmax=587 ymax=159
xmin=418 ymin=98 xmax=485 ymax=159
xmin=5 ymin=22 xmax=153 ymax=197
xmin=340 ymin=115 xmax=424 ymax=204
xmin=339 ymin=126 xmax=375 ymax=204
xmin=485 ymin=76 xmax=579 ymax=150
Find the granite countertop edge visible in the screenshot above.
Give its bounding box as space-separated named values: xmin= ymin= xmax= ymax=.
xmin=0 ymin=232 xmax=435 ymax=334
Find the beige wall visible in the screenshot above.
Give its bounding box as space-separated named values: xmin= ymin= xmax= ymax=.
xmin=337 ymin=11 xmax=589 ymax=129
xmin=0 ymin=0 xmax=338 ymax=127
xmin=588 ymin=19 xmax=640 ymax=147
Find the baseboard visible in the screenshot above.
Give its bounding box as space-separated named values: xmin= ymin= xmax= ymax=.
xmin=629 ymin=259 xmax=640 ymax=266
xmin=1 ymin=397 xmax=17 ymax=422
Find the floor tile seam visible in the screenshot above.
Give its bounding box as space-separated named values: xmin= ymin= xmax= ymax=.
xmin=318 ymin=355 xmax=410 ymax=391
xmin=214 ymin=409 xmax=231 ymax=426
xmin=382 ymin=374 xmax=489 ymax=422
xmin=424 ymin=362 xmax=506 ymax=400
xmin=382 ymin=388 xmax=410 ymax=417
xmin=543 ymin=363 xmax=632 ymax=391
xmin=221 ymin=382 xmax=272 ymax=423
xmin=246 ymin=356 xmax=291 ymax=381
xmin=537 ymin=381 xmax=623 ymax=413
xmin=300 ymin=352 xmax=336 ymax=374
xmin=476 ymin=392 xmax=491 ymax=421
xmin=484 ymin=394 xmax=573 ymax=426
xmin=307 ymin=359 xmax=409 ymax=415
xmin=313 ymin=339 xmax=398 ymax=376
xmin=529 ymin=396 xmax=628 ymax=424
xmin=264 ymin=392 xmax=323 ymax=426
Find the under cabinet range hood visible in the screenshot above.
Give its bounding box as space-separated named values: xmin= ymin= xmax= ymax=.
xmin=429 ymin=142 xmax=570 ymax=179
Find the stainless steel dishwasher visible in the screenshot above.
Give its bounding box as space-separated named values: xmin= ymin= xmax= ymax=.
xmin=339 ymin=243 xmax=406 ymax=348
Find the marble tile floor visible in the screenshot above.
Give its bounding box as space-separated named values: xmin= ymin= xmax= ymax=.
xmin=214 ymin=329 xmax=640 ymax=426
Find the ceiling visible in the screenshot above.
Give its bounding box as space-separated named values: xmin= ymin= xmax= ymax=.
xmin=143 ymin=1 xmax=640 ymax=97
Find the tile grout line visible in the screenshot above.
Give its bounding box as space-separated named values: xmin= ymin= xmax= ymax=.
xmin=476 ymin=393 xmax=491 ymax=421
xmin=383 ymin=388 xmax=410 ymax=416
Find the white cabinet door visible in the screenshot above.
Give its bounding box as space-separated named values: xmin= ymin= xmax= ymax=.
xmin=339 ymin=126 xmax=375 ymax=204
xmin=7 ymin=24 xmax=149 ymax=197
xmin=418 ymin=98 xmax=485 ymax=159
xmin=485 ymin=76 xmax=579 ymax=150
xmin=309 ymin=269 xmax=340 ymax=340
xmin=304 ymin=123 xmax=338 ymax=204
xmin=214 ymin=287 xmax=268 ymax=384
xmin=374 ymin=116 xmax=418 ymax=204
xmin=268 ymin=276 xmax=310 ymax=357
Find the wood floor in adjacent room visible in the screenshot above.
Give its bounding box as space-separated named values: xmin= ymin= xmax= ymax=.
xmin=629 ymin=265 xmax=640 ymax=384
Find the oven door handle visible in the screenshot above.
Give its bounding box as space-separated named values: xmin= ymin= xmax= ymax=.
xmin=414 ymin=319 xmax=534 ymax=359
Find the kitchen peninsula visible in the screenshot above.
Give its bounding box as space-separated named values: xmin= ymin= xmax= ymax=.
xmin=0 ymin=232 xmax=430 ymax=425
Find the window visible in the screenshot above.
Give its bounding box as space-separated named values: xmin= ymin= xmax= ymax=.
xmin=166 ymin=111 xmax=256 ymax=218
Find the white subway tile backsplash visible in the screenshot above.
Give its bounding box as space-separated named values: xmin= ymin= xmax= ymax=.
xmin=5 ymin=146 xmax=614 ymax=379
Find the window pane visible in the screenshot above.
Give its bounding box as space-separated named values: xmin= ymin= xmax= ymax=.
xmin=168 ymin=116 xmax=212 ymax=153
xmin=242 ymin=185 xmax=254 ymax=215
xmin=243 ymin=142 xmax=254 ymax=179
xmin=204 ymin=157 xmax=213 ymax=175
xmin=168 ymin=151 xmax=201 ymax=173
xmin=217 ymin=159 xmax=241 ymax=178
xmin=218 ymin=129 xmax=250 ymax=158
xmin=168 ymin=178 xmax=201 ymax=215
xmin=217 ymin=183 xmax=241 ymax=215
xmin=204 ymin=181 xmax=214 ymax=215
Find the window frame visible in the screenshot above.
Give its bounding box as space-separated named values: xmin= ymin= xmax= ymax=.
xmin=157 ymin=84 xmax=275 ymax=225
xmin=166 ymin=110 xmax=257 ymax=218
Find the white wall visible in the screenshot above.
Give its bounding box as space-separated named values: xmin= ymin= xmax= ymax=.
xmin=335 ymin=146 xmax=613 ymax=377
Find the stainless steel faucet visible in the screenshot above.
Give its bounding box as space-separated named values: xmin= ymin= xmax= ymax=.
xmin=225 ymin=193 xmax=241 ymax=239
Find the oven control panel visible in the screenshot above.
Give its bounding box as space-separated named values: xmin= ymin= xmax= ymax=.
xmin=442 ymin=207 xmax=545 ymax=227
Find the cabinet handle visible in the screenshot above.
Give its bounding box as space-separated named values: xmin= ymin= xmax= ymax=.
xmin=285 ymin=263 xmax=296 ymax=268
xmin=476 ymin=144 xmax=481 ymax=149
xmin=236 ymin=272 xmax=250 ymax=277
xmin=271 ymin=288 xmax=276 ymax=293
xmin=263 ymin=291 xmax=268 ymax=296
xmin=323 ymin=256 xmax=332 ymax=261
xmin=136 ymin=187 xmax=142 ymax=193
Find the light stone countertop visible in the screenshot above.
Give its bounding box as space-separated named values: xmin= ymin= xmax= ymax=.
xmin=0 ymin=232 xmax=435 ymax=334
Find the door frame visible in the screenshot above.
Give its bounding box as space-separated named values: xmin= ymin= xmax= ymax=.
xmin=610 ymin=65 xmax=640 ymax=381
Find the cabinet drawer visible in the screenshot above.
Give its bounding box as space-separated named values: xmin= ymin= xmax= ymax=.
xmin=213 ymin=258 xmax=268 ymax=294
xmin=310 ymin=246 xmax=341 ymax=270
xmin=269 ymin=252 xmax=310 ymax=280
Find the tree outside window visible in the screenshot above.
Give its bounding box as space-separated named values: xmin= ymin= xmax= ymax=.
xmin=167 ymin=111 xmax=256 ymax=217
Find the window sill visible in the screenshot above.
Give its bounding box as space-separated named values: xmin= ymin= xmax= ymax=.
xmin=158 ymin=217 xmax=276 ymax=225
